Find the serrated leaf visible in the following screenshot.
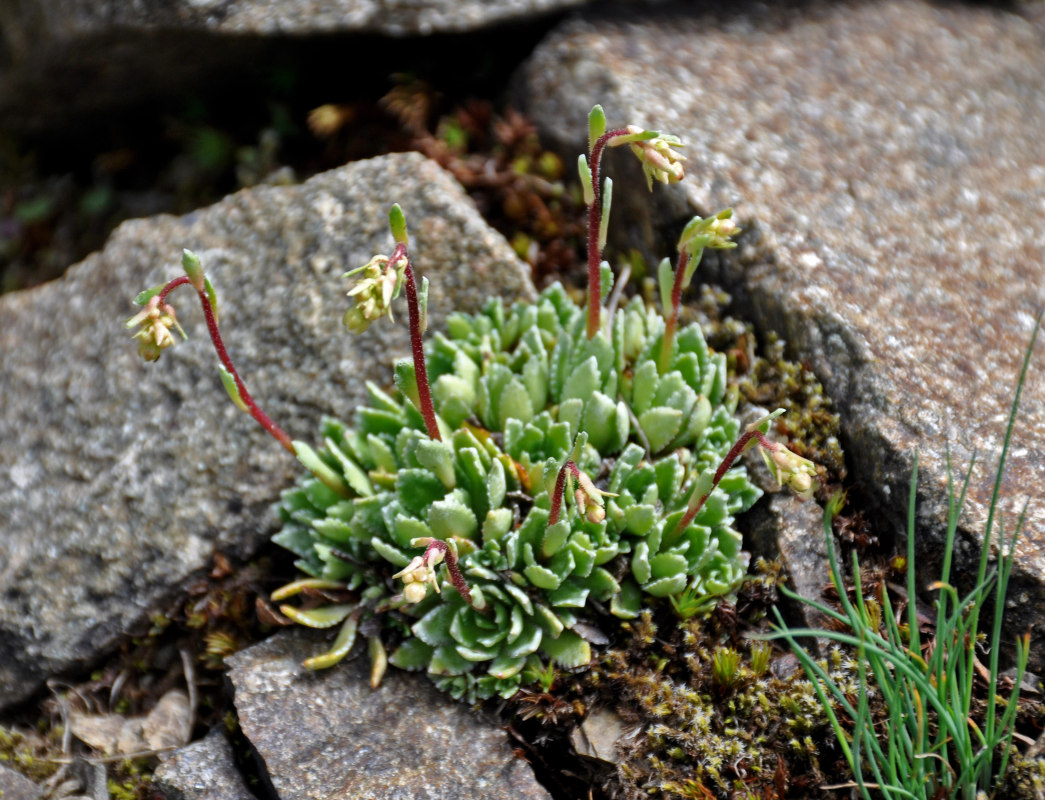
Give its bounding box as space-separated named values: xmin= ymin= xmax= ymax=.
xmin=358 ymin=408 xmax=403 ymax=436
xmin=548 ymin=581 xmax=589 ymax=608
xmin=482 ymin=507 xmax=513 ymax=543
xmin=370 ymin=537 xmax=411 ymax=567
xmin=455 ymin=643 xmax=499 ymax=662
xmin=395 ymin=468 xmax=447 ymax=516
xmin=366 ymin=433 xmax=397 ymax=472
xmin=427 ymin=497 xmax=478 ymax=540
xmin=643 ymin=574 xmax=688 ymax=597
xmin=611 ymin=579 xmax=643 ymax=619
xmin=389 ymin=638 xmax=433 ymax=671
xmin=561 ymin=356 xmax=600 ymax=402
xmin=321 ymin=438 xmax=371 ymax=497
xmin=293 ymin=441 xmax=349 ymax=497
xmin=311 ymin=518 xmax=356 ymax=544
xmin=523 ymin=562 xmax=560 ymax=591
xmin=303 ymin=614 xmax=358 ymax=669
xmin=391 ymin=514 xmax=432 ymax=549
xmin=631 ymin=540 xmax=652 ymax=585
xmin=270 ymin=578 xmax=347 ymax=601
xmin=502 ymin=582 xmax=534 ymax=615
xmin=279 ymin=603 xmax=356 ymax=629
xmin=638 ymin=406 xmax=683 ymax=453
xmin=416 ymin=439 xmax=456 ymax=489
xmin=649 ymin=552 xmax=688 ymax=580
xmin=654 ymin=456 xmax=685 ymax=506
xmin=580 ymin=391 xmax=617 ymax=453
xmin=413 ymin=604 xmax=455 ymax=647
xmin=393 ymin=359 xmax=420 ymax=410
xmin=499 ymin=378 xmax=535 ymax=428
xmin=504 ymin=619 xmax=542 ymax=658
xmin=557 ymin=397 xmax=584 ymax=441
xmin=532 ymin=603 xmax=567 ymax=637
xmin=541 ymin=630 xmax=591 ymax=668
xmin=488 ymin=653 xmax=527 ymax=679
xmin=541 ymin=519 xmax=570 ymax=558
xmin=583 ymin=567 xmax=620 ymax=600
xmin=434 ymin=373 xmax=476 ymax=414
xmin=624 ymin=504 xmax=657 ymax=535
xmin=486 ymin=457 xmax=506 ymax=509
xmin=428 ymin=644 xmax=474 ymax=676
xmin=521 ymin=355 xmax=548 ymax=412
xmin=631 ymin=360 xmax=659 ymax=415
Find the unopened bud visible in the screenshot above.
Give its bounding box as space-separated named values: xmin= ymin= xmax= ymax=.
xmin=403 ymin=582 xmax=428 ymax=604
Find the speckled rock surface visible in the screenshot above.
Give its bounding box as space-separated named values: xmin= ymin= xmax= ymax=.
xmin=0 ymin=0 xmax=596 ymax=134
xmin=521 ymin=0 xmax=1045 ymax=661
xmin=0 ymin=764 xmax=41 ymax=800
xmin=227 ymin=629 xmax=550 ymax=800
xmin=154 ymin=728 xmax=255 ymax=800
xmin=3 ymin=0 xmax=589 ymax=38
xmin=0 ymin=151 xmax=534 ymax=711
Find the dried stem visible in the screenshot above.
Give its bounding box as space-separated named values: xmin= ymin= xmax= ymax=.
xmin=159 ymin=276 xmax=294 ymax=453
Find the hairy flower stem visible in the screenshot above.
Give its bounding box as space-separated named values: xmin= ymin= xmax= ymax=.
xmin=548 ymin=460 xmax=582 ymax=525
xmin=420 ymin=539 xmax=472 ymax=606
xmin=158 ymin=275 xmax=294 ymax=453
xmin=657 ymin=250 xmax=691 ymax=375
xmin=675 ymin=429 xmax=775 ymax=535
xmin=392 ymin=243 xmax=441 ymax=441
xmin=585 ymin=128 xmax=630 ymax=339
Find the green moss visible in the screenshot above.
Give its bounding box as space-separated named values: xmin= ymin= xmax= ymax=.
xmin=0 ymin=724 xmax=62 ymax=783
xmin=108 ymin=758 xmax=154 ymax=800
xmin=585 ymin=572 xmax=863 ymax=799
xmin=1001 ymin=753 xmax=1045 ymax=800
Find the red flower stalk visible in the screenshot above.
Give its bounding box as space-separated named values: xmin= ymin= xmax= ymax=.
xmin=143 ymin=270 xmax=294 ymax=454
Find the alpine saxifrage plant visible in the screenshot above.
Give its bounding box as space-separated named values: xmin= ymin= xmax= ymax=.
xmin=128 ymin=105 xmax=817 ymax=702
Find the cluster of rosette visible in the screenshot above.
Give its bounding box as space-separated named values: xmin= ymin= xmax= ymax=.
xmin=273 ymin=281 xmax=761 ymax=701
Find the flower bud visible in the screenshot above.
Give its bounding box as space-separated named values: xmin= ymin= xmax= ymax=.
xmin=610 ymin=126 xmax=687 ymax=191
xmin=126 ymin=295 xmax=180 ymax=362
xmin=403 ymin=582 xmax=428 ymax=604
xmin=343 ymin=253 xmax=406 ymax=333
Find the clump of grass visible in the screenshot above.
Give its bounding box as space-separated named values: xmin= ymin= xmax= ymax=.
xmin=771 ymin=318 xmax=1041 ymax=800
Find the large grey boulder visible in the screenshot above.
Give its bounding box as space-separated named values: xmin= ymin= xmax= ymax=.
xmin=0 ymin=151 xmax=534 ymax=711
xmin=0 ymin=0 xmax=592 ymax=134
xmin=227 ymin=629 xmax=550 ymax=800
xmin=520 ymin=0 xmax=1045 ymax=660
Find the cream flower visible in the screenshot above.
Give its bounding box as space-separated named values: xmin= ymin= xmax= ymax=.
xmin=126 ymin=295 xmax=181 ymax=362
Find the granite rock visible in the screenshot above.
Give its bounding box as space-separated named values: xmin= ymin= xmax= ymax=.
xmin=521 ymin=1 xmax=1045 ymax=661
xmin=154 ymin=728 xmax=256 ymax=800
xmin=0 ymin=151 xmax=534 ymax=711
xmin=0 ymin=0 xmax=593 ymax=134
xmin=226 ymin=628 xmax=550 ymax=800
xmin=0 ymin=764 xmax=41 ymax=800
